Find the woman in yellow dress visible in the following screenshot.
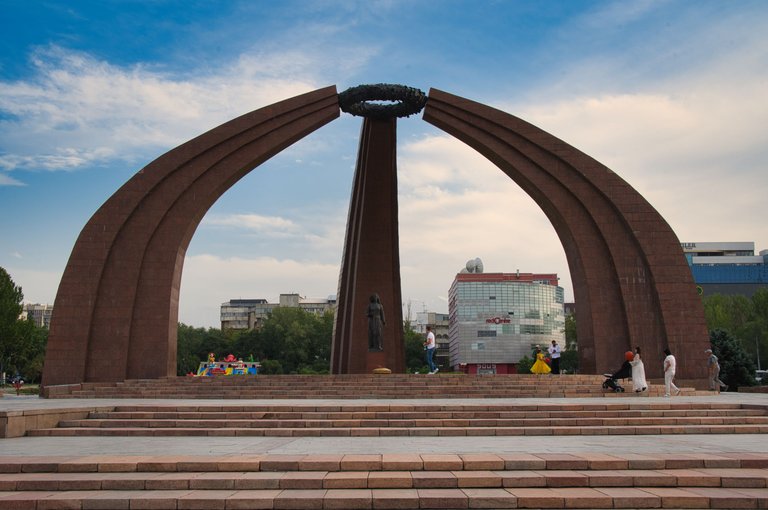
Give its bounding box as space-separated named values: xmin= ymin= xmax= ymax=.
xmin=530 ymin=346 xmax=552 ymax=374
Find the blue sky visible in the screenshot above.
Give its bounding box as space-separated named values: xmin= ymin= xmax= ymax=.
xmin=1 ymin=1 xmax=767 ymax=328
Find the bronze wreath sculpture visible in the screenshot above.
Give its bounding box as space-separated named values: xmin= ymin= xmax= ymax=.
xmin=338 ymin=83 xmax=428 ymax=119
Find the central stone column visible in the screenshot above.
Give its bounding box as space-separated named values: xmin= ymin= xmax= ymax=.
xmin=331 ymin=117 xmax=405 ymax=373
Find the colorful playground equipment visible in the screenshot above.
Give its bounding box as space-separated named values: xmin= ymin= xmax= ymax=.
xmin=195 ymin=353 xmax=261 ymax=376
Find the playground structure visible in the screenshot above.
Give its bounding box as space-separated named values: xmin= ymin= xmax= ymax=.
xmin=194 ymin=354 xmax=261 ymax=376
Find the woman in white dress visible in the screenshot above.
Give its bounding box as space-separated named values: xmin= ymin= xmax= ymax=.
xmin=630 ymin=346 xmax=648 ymax=392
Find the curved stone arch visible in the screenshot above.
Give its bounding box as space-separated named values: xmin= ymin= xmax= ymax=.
xmin=423 ymin=89 xmax=708 ymax=379
xmin=42 ymin=86 xmax=340 ymax=386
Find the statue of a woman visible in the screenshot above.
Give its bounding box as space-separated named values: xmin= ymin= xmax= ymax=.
xmin=366 ymin=293 xmax=386 ymax=350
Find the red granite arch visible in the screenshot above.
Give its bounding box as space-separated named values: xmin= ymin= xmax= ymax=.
xmin=42 ymin=86 xmax=340 ymax=386
xmin=423 ymin=89 xmax=708 ymax=380
xmin=43 ymin=85 xmax=708 ymax=386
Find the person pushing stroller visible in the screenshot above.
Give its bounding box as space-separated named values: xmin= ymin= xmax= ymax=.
xmin=602 ymin=351 xmax=634 ymax=392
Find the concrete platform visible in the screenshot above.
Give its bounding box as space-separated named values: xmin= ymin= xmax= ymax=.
xmin=1 ymin=392 xmax=767 ymax=509
xmin=2 ymin=393 xmax=767 ymax=456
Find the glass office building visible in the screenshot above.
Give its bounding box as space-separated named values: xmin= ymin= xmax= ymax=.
xmin=681 ymin=242 xmax=768 ymax=297
xmin=448 ymin=272 xmax=565 ymax=374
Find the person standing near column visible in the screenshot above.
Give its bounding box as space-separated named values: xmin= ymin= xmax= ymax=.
xmin=424 ymin=326 xmax=438 ymax=374
xmin=630 ymin=346 xmax=648 ymax=393
xmin=548 ymin=340 xmax=561 ymax=374
xmin=663 ymin=348 xmax=681 ymax=397
xmin=705 ymin=348 xmax=728 ymax=392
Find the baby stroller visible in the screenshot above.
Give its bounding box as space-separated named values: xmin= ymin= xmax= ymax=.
xmin=602 ymin=352 xmax=634 ymax=392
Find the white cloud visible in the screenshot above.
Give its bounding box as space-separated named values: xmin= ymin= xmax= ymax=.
xmin=179 ymin=254 xmax=340 ymax=327
xmin=0 ymin=147 xmax=115 ymax=172
xmin=583 ymin=0 xmax=662 ymax=27
xmin=203 ymin=213 xmax=301 ymax=237
xmin=2 ymin=267 xmax=61 ymax=305
xmin=397 ymin=134 xmax=571 ymax=312
xmin=0 ymin=172 xmax=25 ymax=186
xmin=510 ymin=89 xmax=767 ymax=245
xmin=496 ymin=12 xmax=768 ymax=251
xmin=179 ymin=132 xmax=574 ymax=326
xmin=0 ymin=46 xmax=323 ymax=173
xmin=5 ymin=2 xmax=767 ymax=330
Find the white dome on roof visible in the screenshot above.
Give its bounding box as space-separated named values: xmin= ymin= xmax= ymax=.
xmin=464 ymin=258 xmax=484 ymax=273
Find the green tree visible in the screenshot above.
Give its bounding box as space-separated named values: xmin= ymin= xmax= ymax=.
xmin=564 ymin=313 xmax=577 ymax=347
xmin=703 ymin=290 xmax=768 ymax=372
xmin=0 ymin=267 xmax=48 ymax=382
xmin=403 ymin=323 xmax=428 ymax=373
xmin=0 ymin=267 xmax=24 ymax=375
xmin=516 ymin=355 xmax=533 ymax=374
xmin=253 ymin=307 xmax=332 ymax=374
xmin=559 ymin=348 xmax=579 ymax=374
xmin=259 ymin=359 xmax=283 ymax=374
xmin=710 ymin=328 xmax=757 ymax=389
xmin=703 ymin=294 xmax=752 ymax=333
xmin=15 ymin=319 xmax=48 ymax=382
xmin=176 ymin=323 xmax=233 ymax=375
xmin=178 ymin=308 xmax=333 ymax=376
xmin=561 ymin=312 xmax=579 ymax=373
xmin=744 ymin=288 xmax=768 ymax=370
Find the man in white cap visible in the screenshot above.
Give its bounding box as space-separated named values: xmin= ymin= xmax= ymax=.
xmin=705 ymin=348 xmax=728 ymax=392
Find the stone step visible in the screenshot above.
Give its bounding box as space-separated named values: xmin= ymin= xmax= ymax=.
xmin=1 ymin=467 xmax=767 ymax=490
xmin=0 ymin=453 xmax=766 ymax=509
xmin=43 ymin=374 xmax=704 ymax=399
xmin=9 ymin=402 xmax=759 ymax=439
xmin=58 ymin=390 xmax=697 ymax=400
xmin=2 ymin=453 xmax=767 ymax=473
xmin=105 ymin=402 xmax=749 ymax=412
xmin=92 ymin=402 xmax=755 ymax=418
xmin=26 ymin=423 xmax=768 ymax=437
xmin=54 ymin=415 xmax=768 ymax=429
xmin=23 ymin=402 xmax=768 ymax=437
xmin=1 ymin=486 xmax=766 ymax=509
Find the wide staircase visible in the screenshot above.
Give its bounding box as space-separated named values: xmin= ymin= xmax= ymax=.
xmin=25 ymin=401 xmax=768 ymax=438
xmin=5 ymin=375 xmax=765 ymax=508
xmin=0 ymin=452 xmax=766 ymax=509
xmin=41 ymin=373 xmax=699 ymax=399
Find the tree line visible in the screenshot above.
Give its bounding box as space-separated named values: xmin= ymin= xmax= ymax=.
xmin=703 ymin=289 xmax=768 ymax=368
xmin=1 ymin=266 xmax=766 ymax=384
xmin=177 ymin=307 xmax=433 ymax=375
xmin=702 ymin=289 xmax=768 ymax=388
xmin=0 ymin=268 xmax=48 ymax=383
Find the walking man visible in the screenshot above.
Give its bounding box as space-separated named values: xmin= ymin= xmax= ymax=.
xmin=705 ymin=348 xmax=728 ymax=392
xmin=663 ymin=348 xmax=680 ymax=397
xmin=548 ymin=340 xmax=561 ymax=374
xmin=424 ymin=326 xmax=438 ymax=374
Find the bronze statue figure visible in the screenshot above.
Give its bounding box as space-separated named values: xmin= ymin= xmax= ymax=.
xmin=366 ymin=293 xmax=386 ymax=351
